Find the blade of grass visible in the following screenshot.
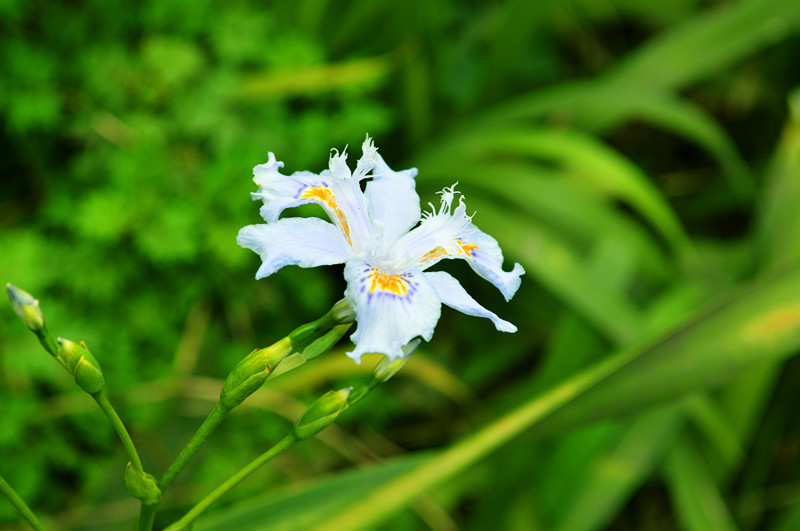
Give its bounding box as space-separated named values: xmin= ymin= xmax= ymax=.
xmin=606 ymin=0 xmax=800 ymax=91
xmin=421 ymin=128 xmax=692 ymax=256
xmin=757 ymin=89 xmax=800 ymax=271
xmin=195 ymin=454 xmax=431 ymax=531
xmin=663 ymin=438 xmax=738 ymax=531
xmin=553 ymin=406 xmax=684 ymax=531
xmin=466 ymin=198 xmax=642 ymax=344
xmin=425 ymin=161 xmax=671 ymax=278
xmin=475 ymin=85 xmax=753 ymax=198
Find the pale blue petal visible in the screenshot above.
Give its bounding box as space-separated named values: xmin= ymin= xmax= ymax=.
xmin=251 ymin=152 xmax=368 ymax=248
xmin=343 ymin=260 xmax=441 ymax=363
xmin=424 ymin=271 xmax=517 ymax=332
xmin=353 ymin=135 xmax=380 ymax=181
xmin=364 ymin=153 xmax=421 ymax=244
xmin=324 ymin=143 xmax=375 ymax=250
xmin=459 ymin=225 xmax=525 ymax=301
xmin=395 ymin=192 xmax=472 ymax=270
xmin=237 ymin=218 xmax=350 ymax=279
xmin=251 ymin=153 xmax=328 ymax=222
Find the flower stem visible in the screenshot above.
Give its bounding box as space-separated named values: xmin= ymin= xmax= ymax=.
xmin=158 ymin=401 xmax=230 ymax=492
xmin=138 ymin=503 xmax=157 ymax=531
xmin=93 ymin=391 xmax=144 ymax=473
xmin=35 ymin=330 xmax=59 ymax=359
xmin=164 ymin=434 xmax=298 ymax=531
xmin=0 ymin=472 xmax=48 ymax=531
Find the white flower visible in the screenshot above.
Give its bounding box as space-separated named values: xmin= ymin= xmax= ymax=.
xmin=238 ymin=136 xmax=525 ymax=363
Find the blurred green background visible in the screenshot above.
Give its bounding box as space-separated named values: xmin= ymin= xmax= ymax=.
xmin=3 ymin=0 xmax=800 ymax=529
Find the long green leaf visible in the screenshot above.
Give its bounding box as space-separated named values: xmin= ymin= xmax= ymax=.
xmin=479 ymin=84 xmax=752 ymax=198
xmin=311 ymin=264 xmax=800 ymax=530
xmin=664 ymin=438 xmax=739 ymax=531
xmin=553 ymin=406 xmax=684 ymax=531
xmin=422 ymin=128 xmax=691 ymax=255
xmin=757 ymin=90 xmax=800 ymax=271
xmin=465 ymin=198 xmax=642 ymax=344
xmin=196 ymin=454 xmax=429 ymax=531
xmin=606 ymin=0 xmax=800 ymax=91
xmin=425 ymin=161 xmax=671 ymax=278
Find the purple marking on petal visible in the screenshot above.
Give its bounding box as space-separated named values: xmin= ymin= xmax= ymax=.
xmin=293 ymin=183 xmax=308 ymax=198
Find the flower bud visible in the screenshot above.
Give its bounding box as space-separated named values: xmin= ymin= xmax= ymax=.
xmin=372 ymin=339 xmax=418 ymax=383
xmin=347 ymin=340 xmax=419 ymax=405
xmin=288 ymin=299 xmax=355 ymax=351
xmin=268 ymin=353 xmax=306 ymax=380
xmin=303 ymin=324 xmax=352 ymax=361
xmin=124 ymin=462 xmax=162 ymax=505
xmin=6 ymin=284 xmax=45 ymax=333
xmin=326 ymin=299 xmax=355 ymax=326
xmin=220 ymin=338 xmax=292 ymax=409
xmin=57 ymin=338 xmax=105 ymax=394
xmin=294 ymin=387 xmax=352 ymax=440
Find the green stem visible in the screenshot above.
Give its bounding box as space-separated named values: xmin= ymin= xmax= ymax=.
xmin=158 ymin=402 xmax=230 ymax=492
xmin=164 ymin=434 xmax=298 ymax=531
xmin=93 ymin=391 xmax=144 ymax=473
xmin=0 ymin=472 xmax=47 ymax=531
xmin=35 ymin=329 xmax=59 ymax=358
xmin=138 ymin=503 xmax=157 ymax=531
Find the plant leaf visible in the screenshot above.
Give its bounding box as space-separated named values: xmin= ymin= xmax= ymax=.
xmin=311 ymin=264 xmax=800 ymax=530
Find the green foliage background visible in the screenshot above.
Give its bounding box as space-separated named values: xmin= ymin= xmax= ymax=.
xmin=2 ymin=0 xmax=800 ymax=529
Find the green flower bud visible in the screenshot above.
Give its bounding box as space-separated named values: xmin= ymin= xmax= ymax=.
xmin=73 ymin=356 xmax=106 ymax=394
xmin=294 ymin=387 xmax=352 ymax=440
xmin=288 ymin=299 xmax=355 ymax=351
xmin=124 ymin=462 xmax=162 ymax=505
xmin=372 ymin=339 xmax=418 ymax=383
xmin=327 ymin=299 xmax=355 ymax=326
xmin=57 ymin=338 xmax=105 ymax=394
xmin=220 ymin=338 xmax=293 ymax=409
xmin=348 ymin=340 xmax=419 ymax=405
xmin=6 ymin=284 xmax=45 ymax=333
xmin=268 ymin=352 xmax=307 ymax=380
xmin=303 ymin=324 xmax=352 ymax=361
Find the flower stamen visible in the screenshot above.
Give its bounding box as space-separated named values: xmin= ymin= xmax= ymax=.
xmin=367 ymin=269 xmax=410 ymax=297
xmin=457 ymin=239 xmax=480 ymax=259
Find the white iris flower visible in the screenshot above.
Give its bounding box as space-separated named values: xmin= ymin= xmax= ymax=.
xmin=238 ymin=136 xmax=525 ymax=363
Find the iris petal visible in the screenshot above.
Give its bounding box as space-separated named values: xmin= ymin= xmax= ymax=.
xmin=364 ymin=154 xmax=420 ymax=245
xmin=251 ymin=153 xmax=328 ymax=223
xmin=344 ymin=260 xmax=441 ymax=363
xmin=457 ymin=225 xmax=525 ymax=301
xmin=237 ymin=218 xmax=350 ymax=279
xmin=424 ymin=271 xmax=517 ymax=332
xmin=394 ymin=192 xmax=473 ymax=270
xmin=251 ymin=152 xmax=369 ymax=248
